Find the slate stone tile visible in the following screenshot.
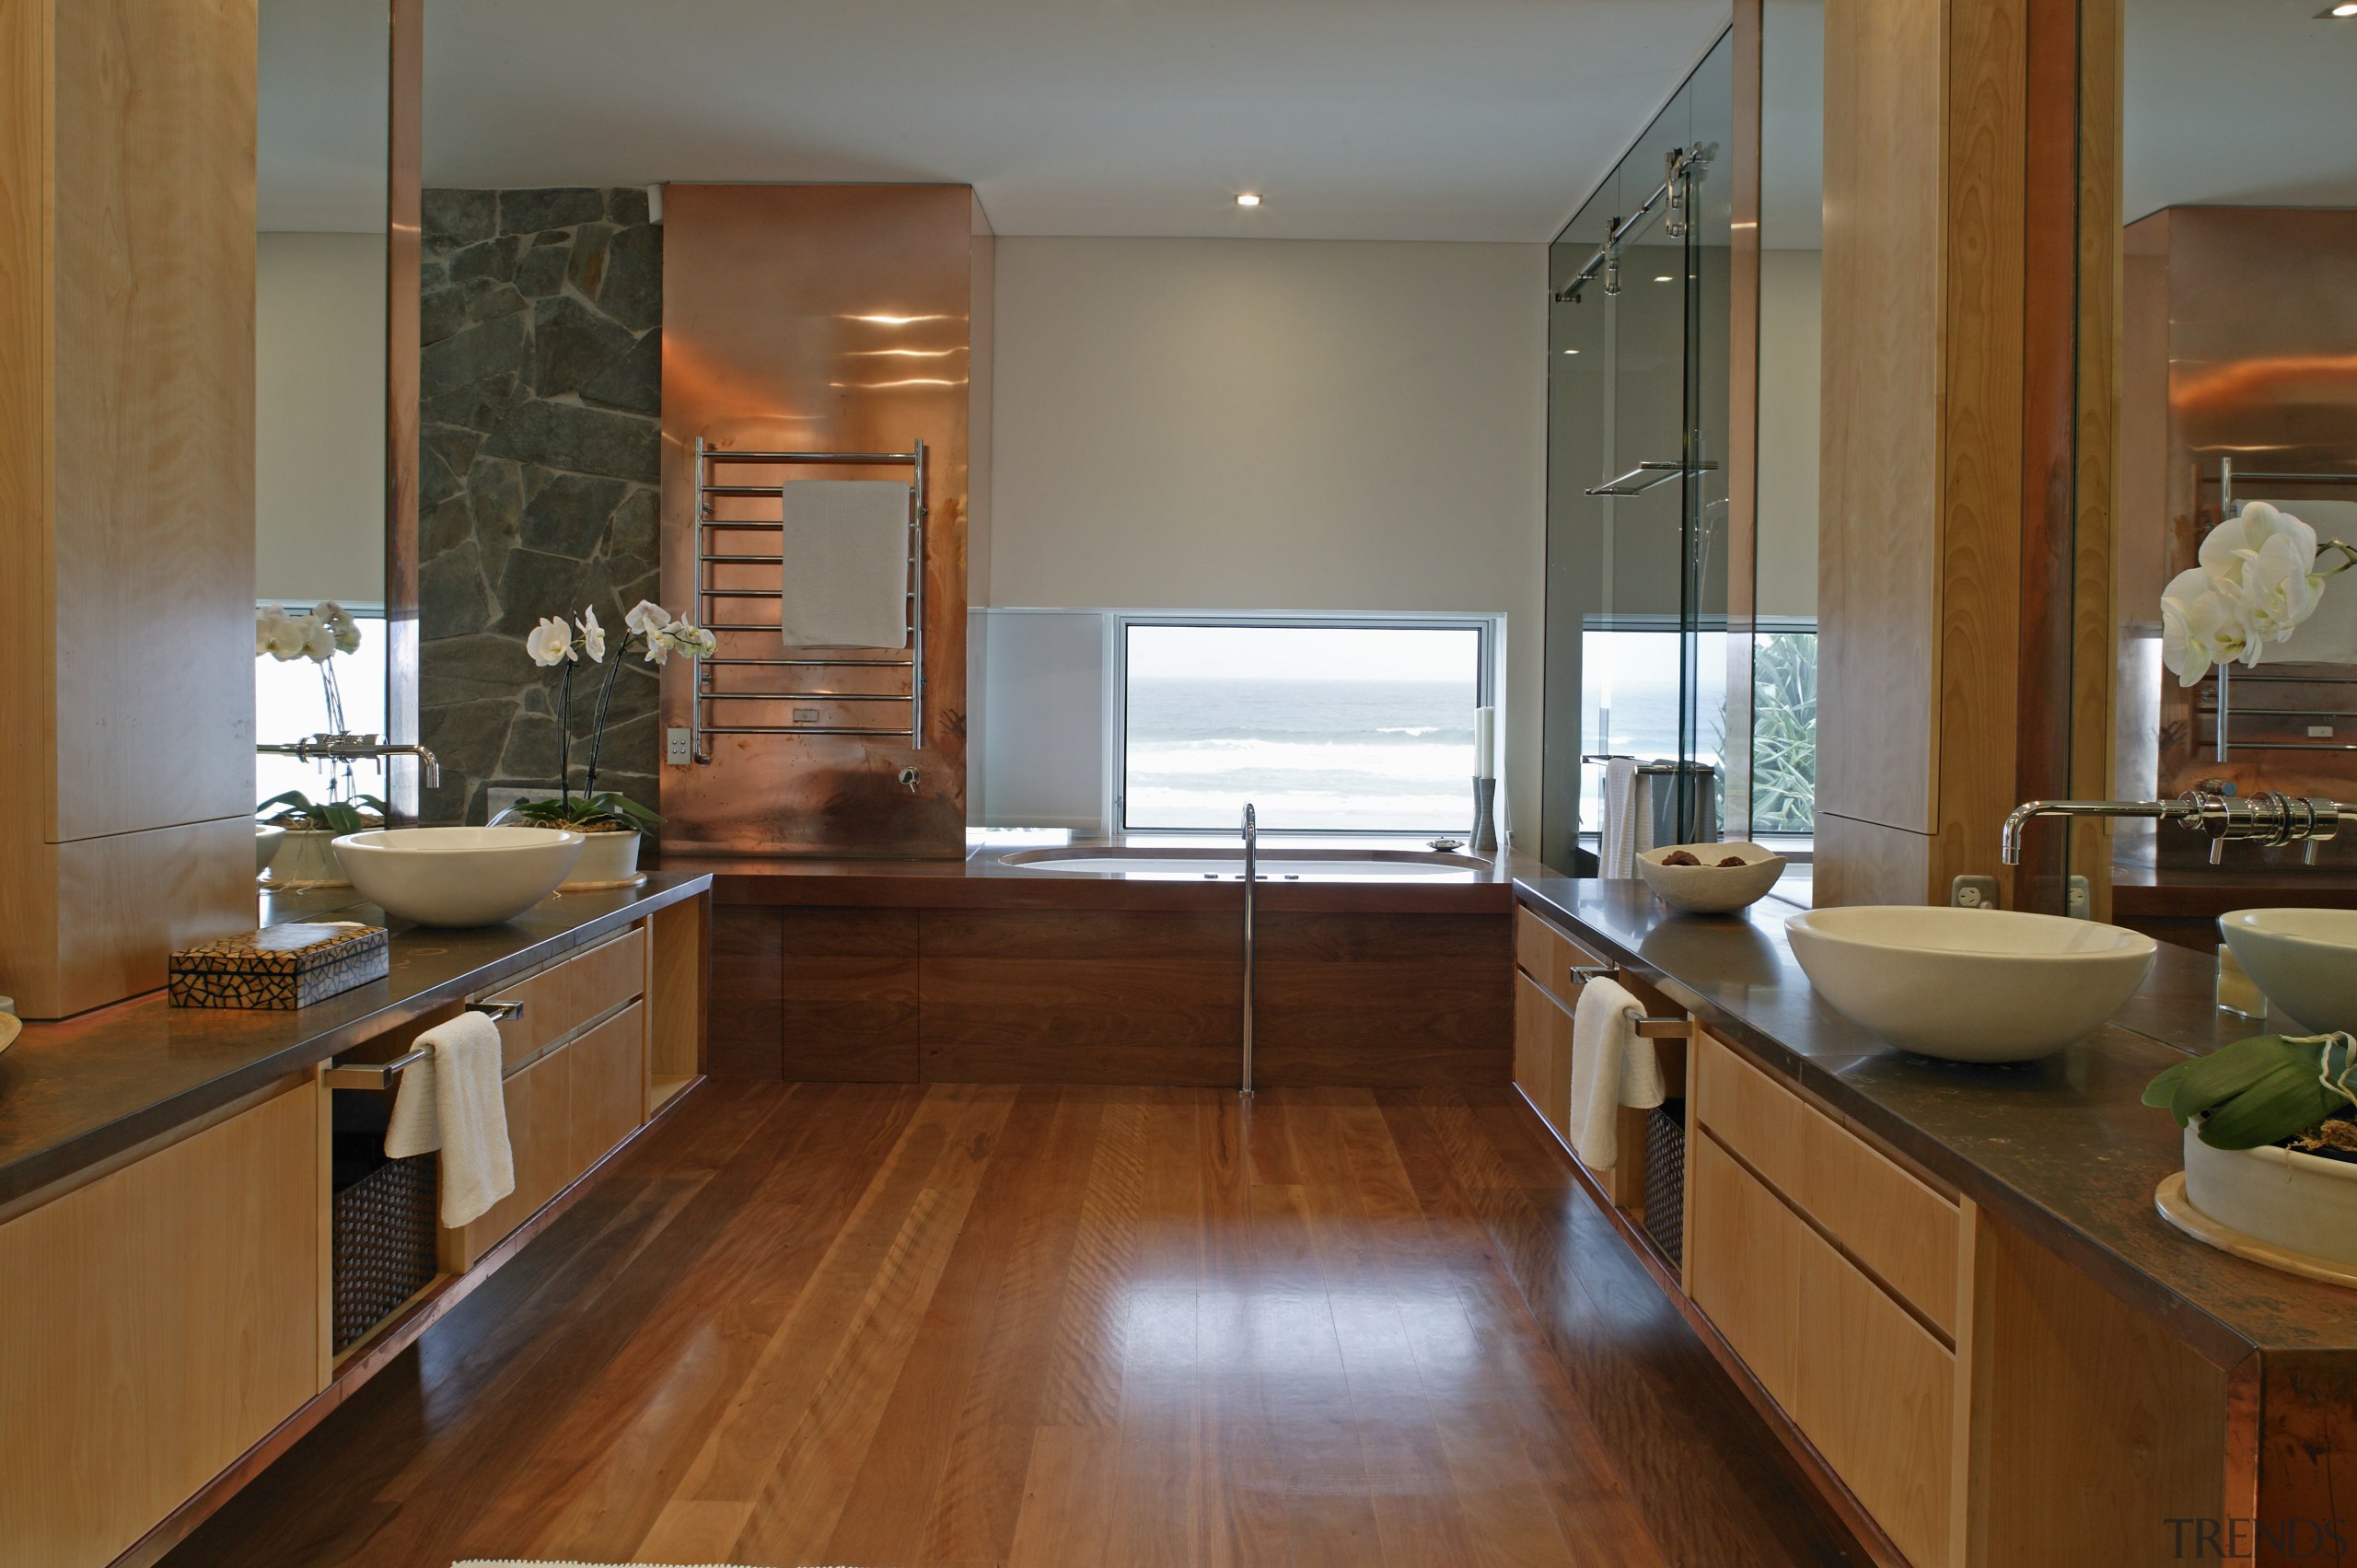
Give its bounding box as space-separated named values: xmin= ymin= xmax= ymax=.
xmin=419 ymin=372 xmax=518 ymax=433
xmin=421 ymin=695 xmax=517 ymax=778
xmin=423 ymin=189 xmax=495 ymax=250
xmin=420 ymin=311 xmax=526 ymax=398
xmin=481 ymin=400 xmax=660 ymax=483
xmin=422 ymin=425 xmax=484 ymax=495
xmin=605 ymin=187 xmax=651 ymax=226
xmin=531 ymin=295 xmax=634 ymax=399
xmin=605 ymin=486 xmax=659 ymax=574
xmin=582 ymin=330 xmax=659 ymax=416
xmin=597 ymin=223 xmax=663 ymax=333
xmin=518 ymin=473 xmax=626 ymax=558
xmin=448 ymin=235 xmax=520 ymax=286
xmin=461 ymin=278 xmax=528 ymax=325
xmin=492 ymin=546 xmax=588 ymax=633
xmin=516 ymin=239 xmax=570 ymax=297
xmin=566 ymin=223 xmax=614 ymax=298
xmin=498 ymin=710 xmax=563 ymax=780
xmin=500 ymin=187 xmax=606 ymax=234
xmin=421 ymin=285 xmax=469 ymax=346
xmin=422 ymin=494 xmax=476 ymax=559
xmin=419 ymin=542 xmax=492 ymax=640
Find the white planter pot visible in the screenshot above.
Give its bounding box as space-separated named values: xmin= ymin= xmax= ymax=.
xmin=562 ymin=830 xmax=643 ymax=886
xmin=267 ymin=829 xmax=350 ymax=886
xmin=2182 ymin=1123 xmax=2357 ymax=1268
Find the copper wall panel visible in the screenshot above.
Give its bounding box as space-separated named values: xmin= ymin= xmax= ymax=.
xmin=383 ymin=0 xmax=422 ymax=819
xmin=2120 ymin=206 xmax=2357 ymax=869
xmin=660 ymin=185 xmax=978 ymax=858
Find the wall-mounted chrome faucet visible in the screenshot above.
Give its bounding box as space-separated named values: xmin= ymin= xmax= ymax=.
xmin=2001 ymin=781 xmax=2350 ymax=867
xmin=257 ymin=732 xmax=440 ymax=790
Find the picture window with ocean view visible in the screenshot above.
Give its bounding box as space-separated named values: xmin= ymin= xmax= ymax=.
xmin=1121 ymin=621 xmax=1487 ymax=832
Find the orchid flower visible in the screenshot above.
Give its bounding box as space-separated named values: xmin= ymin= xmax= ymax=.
xmin=526 ymin=616 xmax=576 ymax=667
xmin=2165 ymin=503 xmax=2357 ymax=686
xmin=578 ymin=606 xmax=608 ymax=663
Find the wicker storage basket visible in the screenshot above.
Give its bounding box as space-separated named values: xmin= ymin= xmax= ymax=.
xmin=331 ymin=1154 xmax=439 ymax=1353
xmin=1641 ymin=1099 xmax=1687 ymax=1267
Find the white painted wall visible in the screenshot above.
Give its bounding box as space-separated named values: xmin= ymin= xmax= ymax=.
xmin=981 ymin=236 xmax=1547 ymax=834
xmin=257 ymin=230 xmax=386 ymax=603
xmin=1757 ymin=248 xmax=1821 ymax=620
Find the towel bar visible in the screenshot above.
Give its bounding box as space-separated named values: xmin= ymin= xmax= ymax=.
xmin=1569 ymin=965 xmax=1618 ymax=984
xmin=320 ymin=999 xmax=522 ymax=1088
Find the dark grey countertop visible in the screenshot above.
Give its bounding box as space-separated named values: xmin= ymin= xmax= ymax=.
xmin=1515 ymin=875 xmax=2357 ymax=1365
xmin=0 ymin=873 xmax=711 ymax=1215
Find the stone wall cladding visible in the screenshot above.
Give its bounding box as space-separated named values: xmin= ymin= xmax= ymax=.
xmin=418 ymin=187 xmax=662 ymax=827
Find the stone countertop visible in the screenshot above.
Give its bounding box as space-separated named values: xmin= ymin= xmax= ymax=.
xmin=0 ymin=872 xmax=711 ymax=1217
xmin=1515 ymin=876 xmax=2357 ymax=1365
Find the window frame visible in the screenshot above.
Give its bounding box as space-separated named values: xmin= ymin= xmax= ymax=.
xmin=1112 ymin=611 xmax=1500 ymax=837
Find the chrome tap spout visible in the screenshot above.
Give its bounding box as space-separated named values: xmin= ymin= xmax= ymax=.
xmin=2001 ymin=788 xmax=2349 ymax=866
xmin=257 ymin=733 xmax=440 ymax=789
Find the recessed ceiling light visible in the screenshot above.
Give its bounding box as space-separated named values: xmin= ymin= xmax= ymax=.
xmin=1562 ymin=348 xmax=1580 ymax=354
xmin=1235 ymin=192 xmax=1262 ymax=207
xmin=1654 ymin=274 xmax=1675 ymax=283
xmin=2324 ymin=3 xmax=2357 ymax=16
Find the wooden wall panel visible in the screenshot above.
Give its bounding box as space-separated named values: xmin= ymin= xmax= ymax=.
xmin=0 ymin=0 xmax=258 ymax=1017
xmin=381 ymin=0 xmax=422 ymax=818
xmin=708 ymin=906 xmax=784 ymax=1080
xmin=918 ymin=909 xmax=1240 ymax=1085
xmin=647 ymin=894 xmax=709 ymax=1098
xmin=1251 ymin=912 xmax=1511 ymax=1087
xmin=1817 ymin=0 xmax=1946 ymax=839
xmin=2070 ymin=0 xmax=2123 ymax=922
xmin=779 ymin=908 xmax=921 ymax=1082
xmin=0 ymin=1078 xmax=320 ymax=1568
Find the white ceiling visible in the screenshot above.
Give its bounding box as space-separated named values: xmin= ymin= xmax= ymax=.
xmin=259 ymin=0 xmax=389 ymax=231
xmin=2123 ymin=0 xmax=2357 ymax=223
xmin=412 ymin=0 xmax=1732 ymax=243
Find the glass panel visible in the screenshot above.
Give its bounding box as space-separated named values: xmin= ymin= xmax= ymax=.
xmin=1540 ymin=30 xmax=1736 ymax=868
xmin=1122 ymin=623 xmax=1484 ymax=832
xmin=256 ymin=608 xmax=390 ymax=805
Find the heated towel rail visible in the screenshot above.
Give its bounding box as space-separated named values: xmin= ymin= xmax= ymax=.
xmin=688 ymin=437 xmax=929 ymax=763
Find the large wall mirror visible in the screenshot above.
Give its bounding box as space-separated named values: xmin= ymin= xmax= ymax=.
xmin=2107 ymin=0 xmax=2357 ymax=931
xmin=255 ymin=0 xmax=417 ymax=817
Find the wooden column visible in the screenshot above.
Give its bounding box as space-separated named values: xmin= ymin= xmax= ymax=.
xmin=0 ymin=0 xmax=261 ymax=1017
xmin=1815 ymin=0 xmax=2119 ymax=911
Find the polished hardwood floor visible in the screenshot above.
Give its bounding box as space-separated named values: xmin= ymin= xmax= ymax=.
xmin=164 ymin=1082 xmax=1863 ymax=1568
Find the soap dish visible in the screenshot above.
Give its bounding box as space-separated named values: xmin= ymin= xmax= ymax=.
xmin=169 ymin=922 xmax=389 ymax=1009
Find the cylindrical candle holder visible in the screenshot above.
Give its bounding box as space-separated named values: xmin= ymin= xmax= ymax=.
xmin=1471 ymin=777 xmax=1499 ymax=852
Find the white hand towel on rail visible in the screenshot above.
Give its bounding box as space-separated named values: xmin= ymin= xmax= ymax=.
xmin=778 ymin=479 xmax=912 ymax=649
xmin=1599 ymin=758 xmax=1652 ymax=877
xmin=384 ymin=1010 xmax=515 ymax=1227
xmin=1567 ymin=976 xmax=1666 ymax=1170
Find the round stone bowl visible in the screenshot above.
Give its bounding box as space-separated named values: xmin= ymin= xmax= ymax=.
xmin=1635 ymin=842 xmax=1788 ymax=913
xmin=332 ymin=826 xmax=585 ymax=927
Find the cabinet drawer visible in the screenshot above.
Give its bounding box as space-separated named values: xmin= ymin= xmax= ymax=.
xmin=1515 ymin=905 xmax=1609 ymax=1007
xmin=1512 ymin=970 xmax=1575 ymax=1137
xmin=446 ymin=1000 xmax=646 ymax=1269
xmin=481 ymin=925 xmax=647 ymax=1072
xmin=1691 ymin=1128 xmax=1954 ymax=1568
xmin=1695 ymin=1031 xmax=1958 ymax=1336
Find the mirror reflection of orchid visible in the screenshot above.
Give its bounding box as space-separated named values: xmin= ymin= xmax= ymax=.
xmin=517 ymin=599 xmax=714 ymax=835
xmin=256 ymin=600 xmax=363 ymax=731
xmin=2163 ymin=503 xmax=2357 ymax=685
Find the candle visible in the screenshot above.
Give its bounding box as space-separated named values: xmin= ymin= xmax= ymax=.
xmin=1474 ymin=706 xmax=1495 ymax=779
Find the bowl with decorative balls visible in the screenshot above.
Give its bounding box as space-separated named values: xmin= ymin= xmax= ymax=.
xmin=1634 ymin=842 xmax=1788 ymax=914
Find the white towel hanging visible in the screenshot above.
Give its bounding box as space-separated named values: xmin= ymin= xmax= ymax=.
xmin=385 ymin=1011 xmax=516 ymax=1227
xmin=1567 ymin=977 xmax=1666 ymax=1169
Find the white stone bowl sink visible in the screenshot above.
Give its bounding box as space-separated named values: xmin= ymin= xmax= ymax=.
xmin=255 ymin=823 xmax=285 ymax=875
xmin=1785 ymin=905 xmax=2157 ymax=1063
xmin=2218 ymin=908 xmax=2357 ymax=1035
xmin=332 ymin=827 xmax=584 ymax=927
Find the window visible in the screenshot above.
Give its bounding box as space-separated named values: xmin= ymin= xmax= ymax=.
xmin=255 ymin=604 xmax=388 ymax=807
xmin=1120 ymin=620 xmax=1490 ymax=833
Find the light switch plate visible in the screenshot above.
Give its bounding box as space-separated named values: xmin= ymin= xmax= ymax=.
xmin=666 ymin=726 xmax=691 ymax=765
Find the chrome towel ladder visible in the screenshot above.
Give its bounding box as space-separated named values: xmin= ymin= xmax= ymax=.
xmin=688 ymin=437 xmax=929 ymax=763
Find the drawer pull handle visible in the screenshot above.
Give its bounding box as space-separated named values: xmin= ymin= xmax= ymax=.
xmin=322 ymin=999 xmax=523 ymax=1089
xmin=1632 ymin=1016 xmax=1688 ymax=1040
xmin=322 ymin=1047 xmax=427 ymax=1091
xmin=1570 ymin=965 xmax=1618 ymax=984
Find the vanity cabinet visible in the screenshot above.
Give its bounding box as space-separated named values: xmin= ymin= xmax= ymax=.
xmin=0 ymin=1080 xmax=325 ymax=1568
xmin=1689 ymin=1029 xmax=1960 ymax=1568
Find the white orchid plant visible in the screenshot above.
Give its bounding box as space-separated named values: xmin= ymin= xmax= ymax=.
xmin=2162 ymin=502 xmax=2357 ymax=686
xmin=516 ymin=599 xmax=714 ymax=835
xmin=256 ymin=600 xmax=363 ymax=730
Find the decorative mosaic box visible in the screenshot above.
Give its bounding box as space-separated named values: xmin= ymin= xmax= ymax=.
xmin=168 ymin=923 xmax=390 ymax=1009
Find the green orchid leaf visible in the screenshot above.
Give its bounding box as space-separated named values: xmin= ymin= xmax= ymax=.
xmin=2167 ymin=1035 xmax=2308 ymax=1127
xmin=2142 ymin=1061 xmax=2191 ymax=1116
xmin=2198 ymin=1063 xmax=2343 ymax=1151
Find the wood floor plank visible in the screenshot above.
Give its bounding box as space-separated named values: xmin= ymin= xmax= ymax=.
xmin=160 ymin=1082 xmax=1864 ymax=1568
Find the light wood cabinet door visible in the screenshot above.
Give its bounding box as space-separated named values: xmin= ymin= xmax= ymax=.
xmin=1689 ymin=1129 xmax=1803 ymax=1409
xmin=1511 ymin=971 xmax=1574 ymax=1139
xmin=482 ymin=925 xmax=647 ymax=1072
xmin=0 ymin=1081 xmax=323 ymax=1568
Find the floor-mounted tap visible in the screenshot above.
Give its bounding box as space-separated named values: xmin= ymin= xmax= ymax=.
xmin=257 ymin=732 xmax=441 ymax=789
xmin=2002 ymin=781 xmax=2349 ymax=867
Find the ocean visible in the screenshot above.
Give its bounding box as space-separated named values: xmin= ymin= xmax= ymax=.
xmin=1125 ymin=677 xmax=1479 ymax=830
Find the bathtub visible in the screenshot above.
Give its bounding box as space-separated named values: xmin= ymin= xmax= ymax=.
xmin=997 ymin=846 xmax=1489 ymax=881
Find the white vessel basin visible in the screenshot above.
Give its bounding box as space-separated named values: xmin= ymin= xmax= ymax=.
xmin=1785 ymin=905 xmax=2157 ymax=1063
xmin=255 ymin=823 xmax=285 ymax=875
xmin=332 ymin=827 xmax=584 ymax=927
xmin=2218 ymin=908 xmax=2357 ymax=1035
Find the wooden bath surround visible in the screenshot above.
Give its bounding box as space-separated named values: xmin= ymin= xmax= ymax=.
xmin=685 ymin=853 xmax=1517 ymax=1088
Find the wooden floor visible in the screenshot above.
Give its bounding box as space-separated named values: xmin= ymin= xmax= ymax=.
xmin=164 ymin=1081 xmax=1863 ymax=1568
